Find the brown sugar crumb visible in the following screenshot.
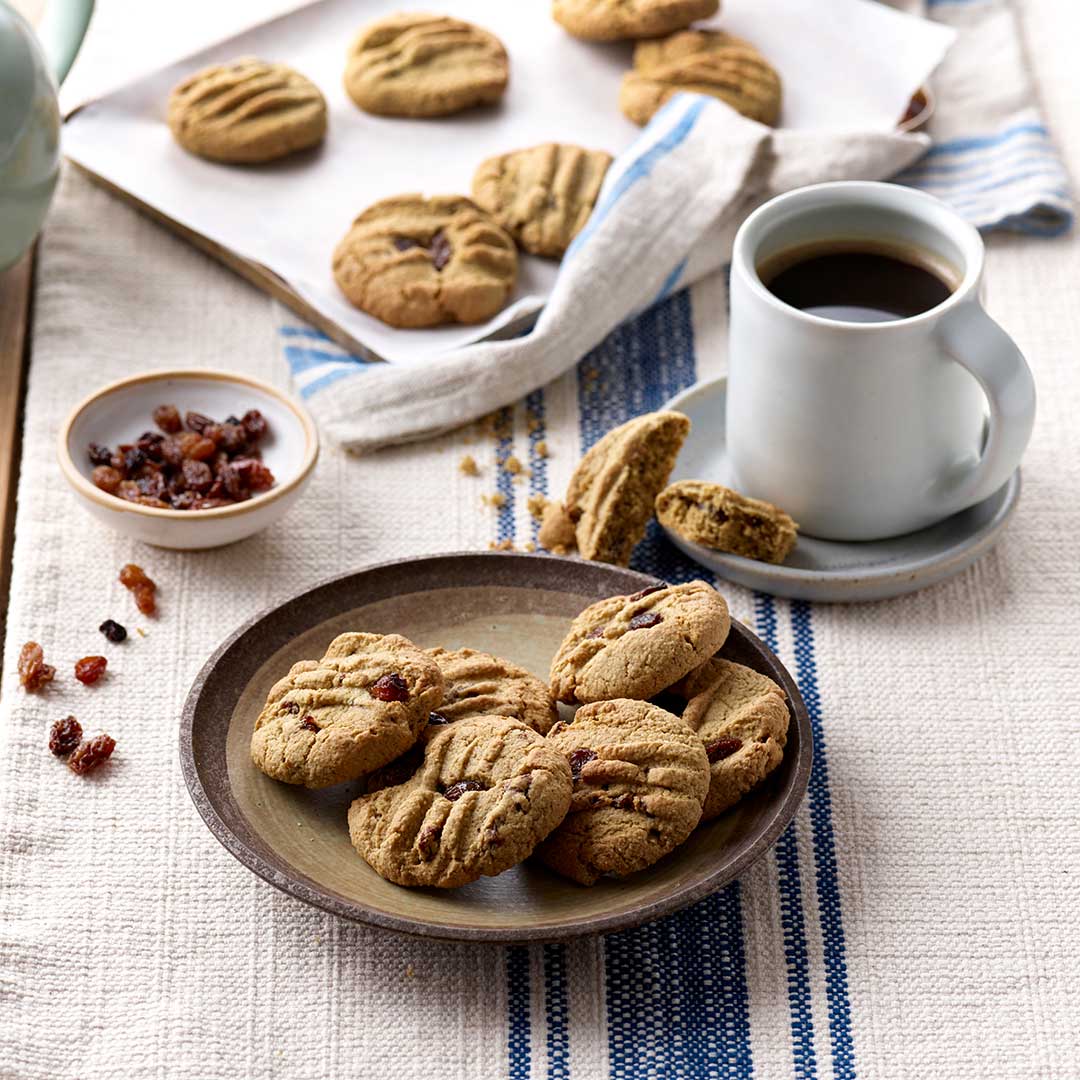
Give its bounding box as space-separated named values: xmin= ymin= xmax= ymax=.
xmin=481 ymin=493 xmax=507 ymax=509
xmin=489 ymin=539 xmax=516 ymax=551
xmin=538 ymin=500 xmax=577 ymax=556
xmin=458 ymin=454 xmax=480 ymax=477
xmin=582 ymin=367 xmax=600 ymax=386
xmin=527 ymin=416 xmax=542 ymax=434
xmin=504 ymin=455 xmax=523 ymax=475
xmin=527 ymin=494 xmax=550 ymax=520
xmin=535 ymin=440 xmax=549 ymax=459
xmin=524 ymin=541 xmax=536 ymax=552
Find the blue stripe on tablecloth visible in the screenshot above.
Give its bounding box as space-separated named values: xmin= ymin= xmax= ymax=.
xmin=279 ymin=332 xmax=376 ymax=399
xmin=574 ymin=290 xmax=753 ymax=1078
xmin=508 ymin=946 xmax=532 ymax=1079
xmin=526 ymin=389 xmax=549 ymax=547
xmin=494 ymin=406 xmax=516 ymax=544
xmin=755 ymin=593 xmax=819 ymax=1080
xmin=791 ymin=602 xmax=855 ymax=1079
xmin=544 ymin=944 xmax=570 ymax=1080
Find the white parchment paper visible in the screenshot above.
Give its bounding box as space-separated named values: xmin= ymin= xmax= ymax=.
xmin=62 ymin=0 xmax=954 ymax=364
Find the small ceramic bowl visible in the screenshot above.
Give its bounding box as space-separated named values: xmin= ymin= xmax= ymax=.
xmin=57 ymin=369 xmax=319 ymax=550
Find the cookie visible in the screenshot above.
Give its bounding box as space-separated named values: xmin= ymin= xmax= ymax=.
xmin=332 ymin=195 xmax=518 ymax=328
xmin=656 ymin=479 xmax=798 ymax=563
xmin=425 ymin=647 xmax=559 ymax=734
xmin=168 ymin=57 xmax=327 ymax=164
xmin=672 ymin=658 xmax=789 ymax=819
xmin=549 ymin=580 xmax=730 ymax=704
xmin=348 ymin=716 xmax=573 ymax=888
xmin=552 ymin=0 xmax=719 ymax=42
xmin=250 ymin=632 xmax=442 ymax=789
xmin=344 ymin=13 xmax=509 ymax=117
xmin=472 ymin=143 xmax=613 ymax=259
xmin=620 ymin=31 xmax=782 ymax=127
xmin=564 ymin=411 xmax=690 ymax=566
xmin=536 ymin=699 xmax=709 ymax=885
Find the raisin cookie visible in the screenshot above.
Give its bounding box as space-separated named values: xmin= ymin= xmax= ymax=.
xmin=656 ymin=479 xmax=798 ymax=563
xmin=620 ymin=30 xmax=782 ymax=127
xmin=344 ymin=14 xmax=509 ymax=117
xmin=250 ymin=632 xmax=442 ymax=789
xmin=552 ymin=0 xmax=719 ymax=42
xmin=348 ymin=716 xmax=573 ymax=888
xmin=550 ymin=580 xmax=730 ymax=704
xmin=536 ymin=699 xmax=709 ymax=885
xmin=168 ymin=57 xmax=327 ymax=164
xmin=332 ymin=195 xmax=518 ymax=328
xmin=426 ymin=647 xmax=558 ymax=735
xmin=564 ymin=410 xmax=690 ymax=566
xmin=672 ymin=658 xmax=789 ymax=819
xmin=472 ymin=143 xmax=613 ymax=259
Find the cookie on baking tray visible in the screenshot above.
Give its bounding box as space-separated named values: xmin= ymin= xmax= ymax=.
xmin=656 ymin=479 xmax=798 ymax=564
xmin=671 ymin=657 xmax=789 ymax=819
xmin=250 ymin=632 xmax=442 ymax=789
xmin=564 ymin=410 xmax=690 ymax=566
xmin=168 ymin=57 xmax=327 ymax=164
xmin=620 ymin=30 xmax=782 ymax=127
xmin=348 ymin=716 xmax=573 ymax=888
xmin=536 ymin=699 xmax=710 ymax=885
xmin=344 ymin=13 xmax=509 ymax=117
xmin=332 ymin=195 xmax=518 ymax=328
xmin=471 ymin=143 xmax=614 ymax=259
xmin=425 ymin=647 xmax=559 ymax=735
xmin=549 ymin=579 xmax=730 ymax=704
xmin=552 ymin=0 xmax=720 ymax=42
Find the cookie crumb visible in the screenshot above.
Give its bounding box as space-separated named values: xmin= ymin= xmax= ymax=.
xmin=405 ymin=963 xmax=415 ymax=978
xmin=504 ymin=455 xmax=523 ymax=475
xmin=535 ymin=440 xmax=549 ymax=458
xmin=524 ymin=541 xmax=537 ymax=553
xmin=136 ymin=628 xmax=147 ymax=638
xmin=459 ymin=454 xmax=480 ymax=476
xmin=527 ymin=416 xmax=542 ymax=434
xmin=527 ymin=494 xmax=550 ymax=520
xmin=538 ymin=500 xmax=577 ymax=555
xmin=482 ymin=493 xmax=507 ymax=509
xmin=489 ymin=539 xmax=516 ymax=551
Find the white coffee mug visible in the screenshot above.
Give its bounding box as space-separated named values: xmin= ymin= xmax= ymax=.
xmin=727 ymin=181 xmax=1035 ymax=541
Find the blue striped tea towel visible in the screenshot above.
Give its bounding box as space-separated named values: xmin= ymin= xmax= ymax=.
xmin=285 ymin=0 xmax=1072 ymax=453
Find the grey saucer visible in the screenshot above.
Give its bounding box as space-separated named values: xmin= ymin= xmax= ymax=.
xmin=663 ymin=377 xmax=1020 ymax=603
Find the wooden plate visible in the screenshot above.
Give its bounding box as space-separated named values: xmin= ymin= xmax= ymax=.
xmin=180 ymin=552 xmax=812 ymax=942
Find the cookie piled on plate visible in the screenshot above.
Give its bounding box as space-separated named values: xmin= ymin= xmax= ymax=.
xmin=250 ymin=577 xmax=789 ymax=890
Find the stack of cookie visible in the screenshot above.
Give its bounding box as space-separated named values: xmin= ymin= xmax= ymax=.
xmin=165 ymin=4 xmax=782 ymax=330
xmin=249 ymin=579 xmax=788 ymax=889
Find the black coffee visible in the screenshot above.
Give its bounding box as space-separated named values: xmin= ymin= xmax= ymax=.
xmin=758 ymin=242 xmax=956 ymax=323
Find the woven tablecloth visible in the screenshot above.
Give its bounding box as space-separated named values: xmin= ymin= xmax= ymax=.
xmin=3 ymin=1 xmax=1080 ymax=1077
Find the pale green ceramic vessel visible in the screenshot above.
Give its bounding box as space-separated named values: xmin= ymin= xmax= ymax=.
xmin=0 ymin=0 xmax=93 ymax=270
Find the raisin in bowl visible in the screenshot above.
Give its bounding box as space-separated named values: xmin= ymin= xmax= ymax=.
xmin=58 ymin=370 xmax=318 ymax=550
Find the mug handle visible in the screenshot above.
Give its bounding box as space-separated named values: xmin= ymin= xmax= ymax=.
xmin=38 ymin=0 xmax=95 ymax=86
xmin=935 ymin=300 xmax=1036 ymax=511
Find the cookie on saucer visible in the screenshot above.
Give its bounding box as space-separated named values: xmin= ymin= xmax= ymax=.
xmin=472 ymin=143 xmax=613 ymax=258
xmin=344 ymin=13 xmax=509 ymax=117
xmin=549 ymin=579 xmax=730 ymax=704
xmin=250 ymin=632 xmax=442 ymax=788
xmin=536 ymin=699 xmax=710 ymax=885
xmin=552 ymin=0 xmax=719 ymax=42
xmin=332 ymin=195 xmax=518 ymax=328
xmin=168 ymin=57 xmax=327 ymax=164
xmin=672 ymin=657 xmax=789 ymax=819
xmin=348 ymin=716 xmax=573 ymax=888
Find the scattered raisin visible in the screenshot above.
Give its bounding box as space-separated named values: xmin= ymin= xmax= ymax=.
xmin=181 ymin=459 xmax=213 ymax=494
xmin=49 ymin=716 xmax=82 ymax=756
xmin=119 ymin=563 xmax=151 ymax=589
xmin=299 ymin=715 xmax=319 ymax=732
xmin=152 ymin=404 xmax=183 ymax=433
xmin=136 ymin=431 xmax=165 ymax=460
xmin=705 ymin=738 xmax=742 ymax=762
xmin=99 ymin=619 xmax=127 ymax=643
xmin=87 ymin=443 xmax=113 ymax=467
xmin=74 ymin=655 xmax=108 ymax=685
xmin=185 ymin=410 xmax=214 ymax=434
xmin=121 ymin=447 xmax=146 ymax=477
xmin=628 ymin=612 xmax=663 ymax=630
xmin=371 ymin=673 xmax=410 ymax=702
xmin=282 ymin=701 xmax=300 ymax=714
xmin=91 ymin=465 xmax=122 ymax=494
xmin=133 ymin=584 xmax=156 ymax=616
xmin=18 ymin=641 xmax=55 ymax=691
xmin=586 ymin=626 xmax=606 ymax=640
xmin=230 ymin=457 xmax=275 ymax=492
xmin=567 ymin=748 xmax=597 ymax=780
xmin=427 ymin=711 xmax=450 ymax=725
xmin=119 ymin=564 xmax=157 ymax=616
xmin=442 ymin=780 xmax=483 ymax=802
xmin=67 ymin=733 xmax=116 ymax=775
xmin=186 ymin=436 xmax=216 ymax=462
xmin=241 ymin=409 xmax=268 ymax=443
xmin=218 ymin=423 xmax=247 ymax=454
xmin=136 ymin=469 xmax=167 ymax=499
xmin=430 ymin=230 xmax=452 ymax=271
xmin=628 ymin=584 xmax=665 ymax=602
